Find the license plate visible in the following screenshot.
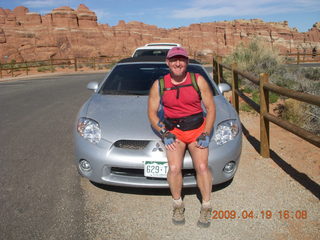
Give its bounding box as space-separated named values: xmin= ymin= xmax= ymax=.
xmin=144 ymin=161 xmax=168 ymax=178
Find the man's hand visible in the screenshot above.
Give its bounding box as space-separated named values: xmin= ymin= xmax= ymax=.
xmin=161 ymin=131 xmax=178 ymax=151
xmin=196 ymin=132 xmax=210 ymax=148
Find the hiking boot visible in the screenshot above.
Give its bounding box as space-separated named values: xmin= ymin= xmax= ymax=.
xmin=172 ymin=202 xmax=185 ymax=225
xmin=197 ymin=206 xmax=212 ymax=228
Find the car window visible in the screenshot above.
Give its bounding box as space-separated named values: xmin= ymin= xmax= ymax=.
xmin=133 ymin=49 xmax=169 ymax=57
xmin=99 ymin=63 xmax=218 ymax=96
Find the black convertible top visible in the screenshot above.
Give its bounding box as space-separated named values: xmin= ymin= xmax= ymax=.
xmin=118 ymin=56 xmax=201 ymax=64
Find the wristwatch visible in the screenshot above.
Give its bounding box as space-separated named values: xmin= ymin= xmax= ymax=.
xmin=159 ymin=128 xmax=167 ymax=136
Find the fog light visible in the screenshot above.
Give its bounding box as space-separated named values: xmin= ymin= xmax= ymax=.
xmin=80 ymin=159 xmax=91 ymax=171
xmin=223 ymin=161 xmax=236 ymax=174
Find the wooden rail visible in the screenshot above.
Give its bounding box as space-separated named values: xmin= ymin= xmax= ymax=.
xmin=0 ymin=56 xmax=121 ymax=78
xmin=212 ymin=56 xmax=320 ymax=158
xmin=283 ymin=52 xmax=320 ymax=64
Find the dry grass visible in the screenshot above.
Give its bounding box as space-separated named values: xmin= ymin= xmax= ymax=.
xmin=224 ymin=38 xmax=320 ymax=135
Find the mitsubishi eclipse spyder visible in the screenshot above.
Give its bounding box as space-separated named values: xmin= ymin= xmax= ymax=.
xmin=73 ymin=56 xmax=242 ymax=188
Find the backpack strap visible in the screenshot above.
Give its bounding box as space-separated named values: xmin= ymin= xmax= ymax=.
xmin=157 ymin=77 xmax=165 ymax=122
xmin=159 ymin=76 xmax=165 ymax=97
xmin=159 ymin=72 xmax=202 ymax=99
xmin=190 ymin=72 xmax=202 ymax=99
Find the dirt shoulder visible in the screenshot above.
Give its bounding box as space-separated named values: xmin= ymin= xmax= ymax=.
xmin=240 ymin=111 xmax=319 ymax=185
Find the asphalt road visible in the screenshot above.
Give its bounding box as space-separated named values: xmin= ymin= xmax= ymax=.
xmin=0 ymin=73 xmax=318 ymax=240
xmin=0 ymin=73 xmax=103 ymax=240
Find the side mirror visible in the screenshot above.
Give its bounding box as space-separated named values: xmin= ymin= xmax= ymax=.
xmin=218 ymin=83 xmax=231 ymax=94
xmin=87 ymin=81 xmax=99 ymax=92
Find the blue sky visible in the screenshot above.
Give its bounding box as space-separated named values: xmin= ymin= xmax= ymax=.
xmin=0 ymin=0 xmax=319 ymax=32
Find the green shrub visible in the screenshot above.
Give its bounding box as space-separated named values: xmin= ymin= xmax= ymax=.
xmin=282 ymin=99 xmax=319 ymax=134
xmin=107 ymin=62 xmax=117 ymax=69
xmin=225 ymin=38 xmax=320 ymax=135
xmin=241 ymin=86 xmax=254 ymax=94
xmin=269 ymin=92 xmax=279 ymax=104
xmin=239 ymin=102 xmax=256 ymax=113
xmin=302 ymin=68 xmax=320 ymax=81
xmin=37 ymin=66 xmax=55 ymax=72
xmin=224 ymin=38 xmax=283 ymax=77
xmin=250 ymin=90 xmax=279 ymax=104
xmin=239 ymin=103 xmax=253 ymax=112
xmin=252 ymin=91 xmax=259 ymax=104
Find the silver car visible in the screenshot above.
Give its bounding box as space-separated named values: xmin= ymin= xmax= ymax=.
xmin=74 ymin=56 xmax=242 ymax=188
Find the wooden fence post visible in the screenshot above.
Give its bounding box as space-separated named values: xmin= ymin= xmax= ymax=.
xmin=212 ymin=56 xmax=215 ymax=83
xmin=0 ymin=64 xmax=2 ymax=78
xmin=74 ymin=58 xmax=78 ymax=72
xmin=50 ymin=57 xmax=54 ymax=72
xmin=231 ymin=63 xmax=239 ymax=113
xmin=297 ymin=52 xmax=300 ymax=65
xmin=11 ymin=62 xmax=14 ymax=77
xmin=25 ymin=61 xmax=29 ymax=76
xmin=217 ymin=56 xmax=223 ymax=84
xmin=212 ymin=56 xmax=218 ymax=84
xmin=93 ymin=57 xmax=96 ymax=70
xmin=260 ymin=73 xmax=270 ymax=158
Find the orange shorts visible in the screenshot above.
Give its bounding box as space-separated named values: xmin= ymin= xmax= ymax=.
xmin=169 ymin=119 xmax=206 ymax=144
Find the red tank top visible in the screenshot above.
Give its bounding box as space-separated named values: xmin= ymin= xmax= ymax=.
xmin=162 ymin=72 xmax=202 ymax=118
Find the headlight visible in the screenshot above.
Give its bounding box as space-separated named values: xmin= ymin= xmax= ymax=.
xmin=77 ymin=117 xmax=101 ymax=143
xmin=214 ymin=119 xmax=239 ymax=145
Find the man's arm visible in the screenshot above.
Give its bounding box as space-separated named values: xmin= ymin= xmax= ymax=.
xmin=148 ymin=80 xmax=163 ymax=133
xmin=148 ymin=80 xmax=178 ymax=151
xmin=197 ymin=75 xmax=216 ymax=135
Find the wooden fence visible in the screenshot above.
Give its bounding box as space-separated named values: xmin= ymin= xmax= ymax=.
xmin=213 ymin=56 xmax=320 ymax=158
xmin=0 ymin=56 xmax=121 ymax=78
xmin=284 ymin=52 xmax=320 ymax=64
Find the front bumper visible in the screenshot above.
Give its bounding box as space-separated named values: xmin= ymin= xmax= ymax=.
xmin=73 ymin=130 xmax=242 ymax=188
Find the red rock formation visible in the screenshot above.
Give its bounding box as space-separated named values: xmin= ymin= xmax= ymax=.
xmin=0 ymin=4 xmax=319 ymax=63
xmin=77 ymin=4 xmax=97 ymax=28
xmin=51 ymin=6 xmax=78 ymax=28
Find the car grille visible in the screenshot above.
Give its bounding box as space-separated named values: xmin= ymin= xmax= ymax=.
xmin=114 ymin=140 xmax=150 ymax=150
xmin=111 ymin=167 xmax=196 ymax=178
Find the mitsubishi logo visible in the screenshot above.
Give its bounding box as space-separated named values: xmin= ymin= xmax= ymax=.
xmin=152 ymin=142 xmax=164 ymax=152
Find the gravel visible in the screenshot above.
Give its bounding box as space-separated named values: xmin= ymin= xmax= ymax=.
xmin=81 ymin=113 xmax=319 ymax=240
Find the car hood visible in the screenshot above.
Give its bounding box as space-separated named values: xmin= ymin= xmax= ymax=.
xmin=85 ymin=94 xmax=155 ymax=142
xmin=84 ymin=94 xmax=237 ymax=143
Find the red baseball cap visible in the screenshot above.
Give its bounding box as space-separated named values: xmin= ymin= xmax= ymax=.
xmin=166 ymin=47 xmax=189 ymax=59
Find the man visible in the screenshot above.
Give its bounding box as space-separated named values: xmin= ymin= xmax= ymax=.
xmin=148 ymin=47 xmax=216 ymax=227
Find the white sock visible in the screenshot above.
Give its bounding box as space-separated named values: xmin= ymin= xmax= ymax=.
xmin=172 ymin=197 xmax=183 ymax=206
xmin=202 ymin=200 xmax=211 ymax=208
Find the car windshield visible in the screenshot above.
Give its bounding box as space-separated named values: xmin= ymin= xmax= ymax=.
xmin=99 ymin=63 xmax=217 ymax=96
xmin=133 ymin=49 xmax=169 ymax=57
